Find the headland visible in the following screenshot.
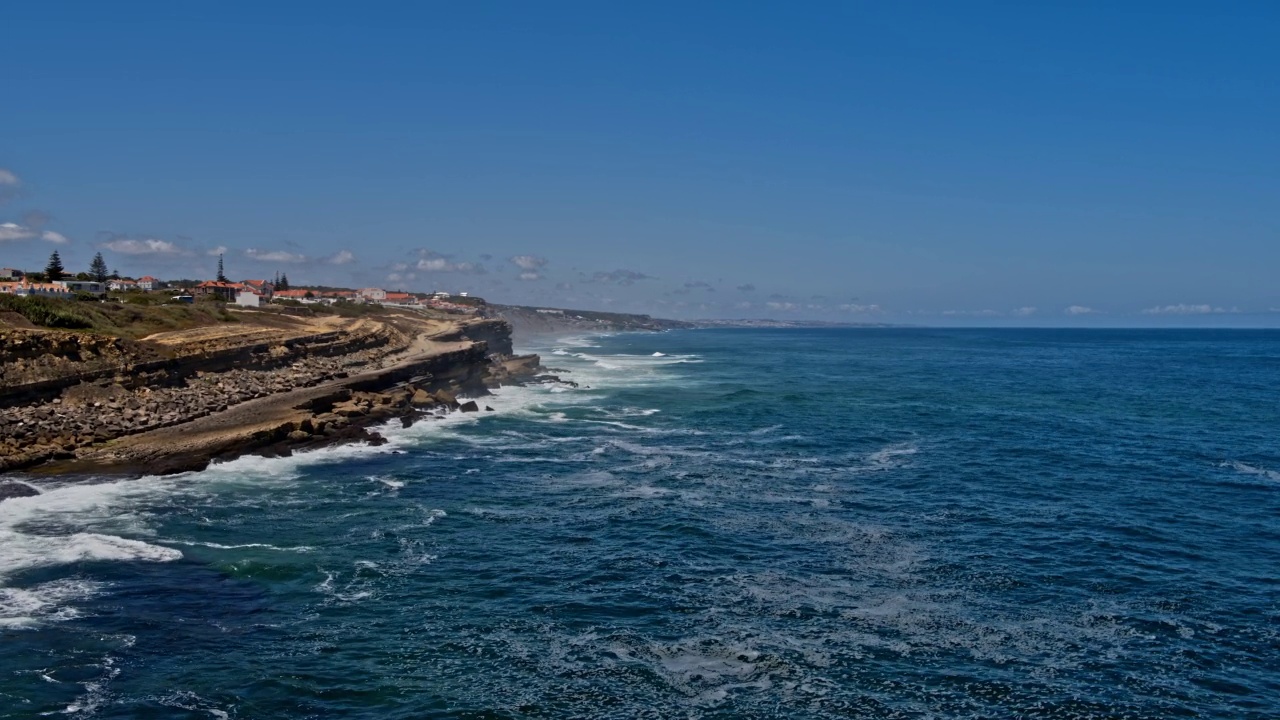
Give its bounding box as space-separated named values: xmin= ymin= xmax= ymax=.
xmin=0 ymin=302 xmax=554 ymax=480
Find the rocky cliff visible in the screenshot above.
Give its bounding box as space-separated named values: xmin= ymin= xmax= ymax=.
xmin=1 ymin=313 xmax=546 ymax=477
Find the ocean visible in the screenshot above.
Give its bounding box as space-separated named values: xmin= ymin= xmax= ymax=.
xmin=1 ymin=328 xmax=1278 ymax=718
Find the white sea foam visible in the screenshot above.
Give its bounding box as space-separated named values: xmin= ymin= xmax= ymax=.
xmin=165 ymin=540 xmax=314 ymax=552
xmin=0 ymin=577 xmax=103 ymax=628
xmin=1222 ymin=460 xmax=1280 ymax=483
xmin=368 ymin=475 xmax=405 ymax=490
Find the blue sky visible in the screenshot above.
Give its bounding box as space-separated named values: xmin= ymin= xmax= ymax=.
xmin=2 ymin=1 xmax=1277 ymax=325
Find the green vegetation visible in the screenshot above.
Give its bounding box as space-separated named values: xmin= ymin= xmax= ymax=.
xmin=0 ymin=294 xmax=238 ymax=337
xmin=319 ymin=299 xmax=388 ymax=318
xmin=0 ymin=294 xmax=93 ymax=329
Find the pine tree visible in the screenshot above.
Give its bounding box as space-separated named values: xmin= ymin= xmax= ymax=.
xmin=44 ymin=251 xmax=66 ymax=282
xmin=89 ymin=252 xmax=109 ymax=283
xmin=216 ymin=254 xmax=228 ymax=283
xmin=279 ymin=273 xmax=290 ymax=291
xmin=111 ymin=268 xmax=121 ymax=280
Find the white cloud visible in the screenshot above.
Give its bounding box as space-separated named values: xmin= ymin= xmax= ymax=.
xmin=1012 ymin=306 xmax=1037 ymax=317
xmin=417 ymin=257 xmax=451 ymax=271
xmin=207 ymin=245 xmax=228 ymax=256
xmin=943 ymin=309 xmax=1001 ymax=316
xmin=102 ymin=237 xmax=184 ymax=255
xmin=838 ymin=303 xmax=883 ymax=313
xmin=767 ymin=301 xmax=799 ymax=312
xmin=1064 ymin=305 xmax=1098 ymax=315
xmin=40 ymin=230 xmax=69 ymax=244
xmin=416 ymin=257 xmax=481 ymax=272
xmin=590 ymin=269 xmax=652 ymax=285
xmin=0 ymin=169 xmax=17 ymax=186
xmin=518 ymin=271 xmax=541 ymax=281
xmin=324 ymin=249 xmax=356 ymax=265
xmin=510 ymin=255 xmax=548 ymax=271
xmin=245 ymin=248 xmax=307 ymax=263
xmin=1141 ymin=303 xmax=1235 ymax=315
xmin=0 ymin=222 xmax=36 ymax=242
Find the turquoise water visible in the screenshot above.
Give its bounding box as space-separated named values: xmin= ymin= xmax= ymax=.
xmin=2 ymin=328 xmax=1278 ymax=718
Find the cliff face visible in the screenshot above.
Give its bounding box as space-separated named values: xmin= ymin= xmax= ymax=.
xmin=1 ymin=313 xmax=536 ymax=477
xmin=426 ymin=318 xmax=515 ymax=356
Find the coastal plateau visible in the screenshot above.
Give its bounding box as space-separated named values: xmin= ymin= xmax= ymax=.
xmin=0 ymin=306 xmax=547 ymax=483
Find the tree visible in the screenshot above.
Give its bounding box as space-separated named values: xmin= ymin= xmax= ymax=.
xmin=279 ymin=273 xmax=290 ymax=291
xmin=111 ymin=268 xmax=121 ymax=280
xmin=216 ymin=254 xmax=228 ymax=283
xmin=89 ymin=252 xmax=109 ymax=283
xmin=44 ymin=251 xmax=66 ymax=282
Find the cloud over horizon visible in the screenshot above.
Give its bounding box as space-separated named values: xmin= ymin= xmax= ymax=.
xmin=1141 ymin=303 xmax=1237 ymax=315
xmin=245 ymin=248 xmax=307 ymax=263
xmin=590 ymin=269 xmax=652 ymax=286
xmin=0 ymin=222 xmax=68 ymax=244
xmin=100 ymin=236 xmax=185 ymax=255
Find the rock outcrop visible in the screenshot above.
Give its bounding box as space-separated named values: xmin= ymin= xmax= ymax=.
xmin=2 ymin=314 xmax=543 ymax=477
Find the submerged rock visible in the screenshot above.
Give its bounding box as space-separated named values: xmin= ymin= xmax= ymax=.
xmin=0 ymin=481 xmax=41 ymax=501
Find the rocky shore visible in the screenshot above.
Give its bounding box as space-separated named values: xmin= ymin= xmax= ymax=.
xmin=1 ymin=312 xmax=558 ymax=480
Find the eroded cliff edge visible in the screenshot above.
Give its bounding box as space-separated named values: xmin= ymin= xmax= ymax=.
xmin=0 ymin=310 xmax=548 ymax=478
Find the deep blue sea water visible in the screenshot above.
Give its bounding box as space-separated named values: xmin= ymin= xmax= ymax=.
xmin=2 ymin=328 xmax=1278 ymax=718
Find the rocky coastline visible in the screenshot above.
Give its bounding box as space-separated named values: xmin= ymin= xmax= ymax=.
xmin=0 ymin=312 xmax=560 ymax=484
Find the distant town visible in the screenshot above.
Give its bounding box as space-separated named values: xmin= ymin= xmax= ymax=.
xmin=0 ymin=251 xmax=480 ymax=314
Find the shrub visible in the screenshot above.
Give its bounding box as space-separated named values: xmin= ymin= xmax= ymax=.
xmin=0 ymin=294 xmax=94 ymax=329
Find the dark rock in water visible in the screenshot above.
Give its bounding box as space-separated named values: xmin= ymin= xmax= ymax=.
xmin=459 ymin=401 xmax=480 ymax=413
xmin=485 ymin=406 xmax=495 ymax=412
xmin=0 ymin=481 xmax=40 ymax=501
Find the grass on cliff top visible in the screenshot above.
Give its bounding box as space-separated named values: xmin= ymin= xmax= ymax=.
xmin=0 ymin=294 xmax=239 ymax=338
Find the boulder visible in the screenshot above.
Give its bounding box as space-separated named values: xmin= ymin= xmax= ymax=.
xmin=459 ymin=400 xmax=480 ymax=413
xmin=411 ymin=388 xmax=435 ymax=406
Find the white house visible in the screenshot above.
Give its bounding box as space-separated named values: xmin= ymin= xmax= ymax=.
xmin=234 ymin=289 xmax=261 ymax=307
xmin=108 ymin=279 xmax=138 ymax=291
xmin=56 ymin=280 xmax=106 ymax=294
xmin=0 ymin=268 xmax=22 ymax=281
xmin=137 ymin=276 xmax=160 ymax=291
xmin=358 ymin=287 xmax=387 ymax=301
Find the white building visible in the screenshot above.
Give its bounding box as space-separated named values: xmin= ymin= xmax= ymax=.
xmin=56 ymin=280 xmax=107 ymax=294
xmin=234 ymin=290 xmax=261 ymax=307
xmin=359 ymin=287 xmax=387 ymax=301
